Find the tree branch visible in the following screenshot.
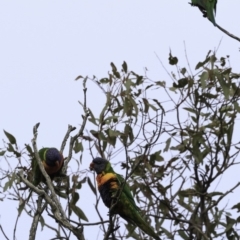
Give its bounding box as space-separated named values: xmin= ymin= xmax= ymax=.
xmin=18 ymin=171 xmax=85 ymax=240
xmin=216 ymin=23 xmax=240 ymax=42
xmin=0 ymin=224 xmax=10 ymax=240
xmin=64 ymin=78 xmax=89 ymax=170
xmin=29 ymin=194 xmax=46 ymax=240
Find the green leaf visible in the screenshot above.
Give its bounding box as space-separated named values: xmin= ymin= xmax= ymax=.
xmin=3 ymin=130 xmax=16 ymax=145
xmin=168 ymin=51 xmax=178 ymax=65
xmin=155 ymin=81 xmax=166 ymax=87
xmin=71 ymin=205 xmax=89 ymax=222
xmin=164 ymin=138 xmax=171 ymax=152
xmin=99 ymin=78 xmax=109 ymax=84
xmin=102 ymin=140 xmax=107 ymax=151
xmin=200 ymin=71 xmax=208 ymax=89
xmin=0 ymin=151 xmax=6 ymax=156
xmin=125 ymin=223 xmax=138 ymax=239
xmin=6 ymin=143 xmax=21 ymax=157
xmin=191 ymin=116 xmax=197 ymax=123
xmin=108 ymin=129 xmax=120 ymax=137
xmin=234 ymin=102 xmax=240 ymax=113
xmin=122 ymin=61 xmax=128 ymax=73
xmin=87 ymin=177 xmax=97 ymax=196
xmin=178 ymin=230 xmax=189 ymax=240
xmin=232 ymin=203 xmax=240 ymax=212
xmin=161 ymin=227 xmax=173 ymax=238
xmin=110 ymin=62 xmax=121 ymax=78
xmin=99 ymin=91 xmax=111 ymax=122
xmin=39 ymin=215 xmax=45 ymax=230
xmin=217 ymin=72 xmax=230 ymax=99
xmin=71 ymin=192 xmax=80 ymax=205
xmin=145 ymin=84 xmax=154 ymax=90
xmin=222 ymin=68 xmax=232 ymax=76
xmin=142 ymin=98 xmax=149 ymax=113
xmin=6 ymin=146 xmax=19 ymax=157
xmin=150 ymin=150 xmax=164 ymax=163
xmin=25 ymin=144 xmax=33 ymax=156
xmin=129 ymin=97 xmax=138 ymax=118
xmin=227 ymin=124 xmax=234 ymax=146
xmin=149 ymin=103 xmax=158 ymax=111
xmin=179 ymin=188 xmax=197 ymax=197
xmin=73 ymin=140 xmax=83 ymax=153
xmin=153 ymin=99 xmax=165 ymax=113
xmin=103 ymin=116 xmax=119 ymax=124
xmin=173 ymin=78 xmax=188 ymax=88
xmin=183 ymin=107 xmax=197 ymax=114
xmin=195 ymin=51 xmax=211 ymax=69
xmin=207 ymin=192 xmax=223 ymax=197
xmin=124 ymin=124 xmax=134 ymax=143
xmin=90 ymin=130 xmax=99 ymax=139
xmin=123 ymin=98 xmax=132 ymax=116
xmin=88 ymin=109 xmax=97 ymax=125
xmin=18 ymin=199 xmax=25 ymax=216
xmin=3 ymin=181 xmax=10 ymax=192
xmin=131 ymin=71 xmax=144 ymax=85
xmin=3 ymin=173 xmax=16 ymax=191
xmin=75 ymin=75 xmax=83 ymax=80
xmin=110 ymin=62 xmax=117 ymax=72
xmin=180 ymin=68 xmax=186 ymax=75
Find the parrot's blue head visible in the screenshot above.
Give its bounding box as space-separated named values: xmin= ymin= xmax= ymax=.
xmin=90 ymin=157 xmax=108 ymax=174
xmin=45 ymin=148 xmax=62 ymax=166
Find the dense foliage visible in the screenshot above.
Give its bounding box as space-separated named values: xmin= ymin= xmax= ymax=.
xmin=1 ymin=51 xmax=240 ymax=240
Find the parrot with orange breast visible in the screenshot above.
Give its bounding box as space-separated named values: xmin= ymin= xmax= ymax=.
xmin=90 ymin=157 xmax=161 ymax=240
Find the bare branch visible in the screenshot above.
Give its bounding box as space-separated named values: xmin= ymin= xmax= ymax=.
xmin=29 ymin=194 xmax=46 ymax=240
xmin=18 ymin=171 xmax=85 ymax=240
xmin=0 ymin=224 xmax=10 ymax=240
xmin=60 ymin=125 xmax=76 ymax=153
xmin=65 ymin=78 xmax=89 ymax=169
xmin=216 ymin=23 xmax=240 ymax=42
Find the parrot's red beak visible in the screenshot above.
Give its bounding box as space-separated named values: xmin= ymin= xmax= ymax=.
xmin=89 ymin=162 xmax=94 ymax=171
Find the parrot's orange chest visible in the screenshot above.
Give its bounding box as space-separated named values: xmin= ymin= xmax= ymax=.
xmin=42 ymin=158 xmax=64 ymax=175
xmin=96 ymin=173 xmax=117 ymax=188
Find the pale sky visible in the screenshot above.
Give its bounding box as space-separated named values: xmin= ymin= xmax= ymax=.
xmin=0 ymin=1 xmax=240 ymax=240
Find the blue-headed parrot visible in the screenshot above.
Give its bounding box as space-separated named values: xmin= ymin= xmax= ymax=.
xmin=90 ymin=157 xmax=161 ymax=240
xmin=190 ymin=0 xmax=217 ymax=26
xmin=32 ymin=147 xmax=64 ymax=186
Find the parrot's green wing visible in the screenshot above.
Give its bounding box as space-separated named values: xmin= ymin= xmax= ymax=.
xmin=104 ymin=161 xmax=139 ymax=211
xmin=31 ymin=148 xmax=49 ymax=186
xmin=191 ymin=0 xmax=217 ymax=26
xmin=115 ymin=173 xmax=161 ymax=239
xmin=115 ymin=173 xmax=139 ymax=211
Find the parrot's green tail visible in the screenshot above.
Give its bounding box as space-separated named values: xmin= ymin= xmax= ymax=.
xmin=134 ymin=214 xmax=161 ymax=240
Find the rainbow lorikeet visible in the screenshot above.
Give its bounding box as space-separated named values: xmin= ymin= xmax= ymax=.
xmin=90 ymin=157 xmax=161 ymax=240
xmin=32 ymin=147 xmax=64 ymax=186
xmin=190 ymin=0 xmax=217 ymax=26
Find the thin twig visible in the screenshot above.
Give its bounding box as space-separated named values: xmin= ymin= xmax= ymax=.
xmin=65 ymin=216 xmax=109 ymax=226
xmin=0 ymin=224 xmax=10 ymax=240
xmin=60 ymin=125 xmax=76 ymax=153
xmin=13 ymin=211 xmax=20 ymax=240
xmin=65 ymin=78 xmax=89 ymax=168
xmin=216 ymin=23 xmax=240 ymax=42
xmin=29 ymin=194 xmax=46 ymax=240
